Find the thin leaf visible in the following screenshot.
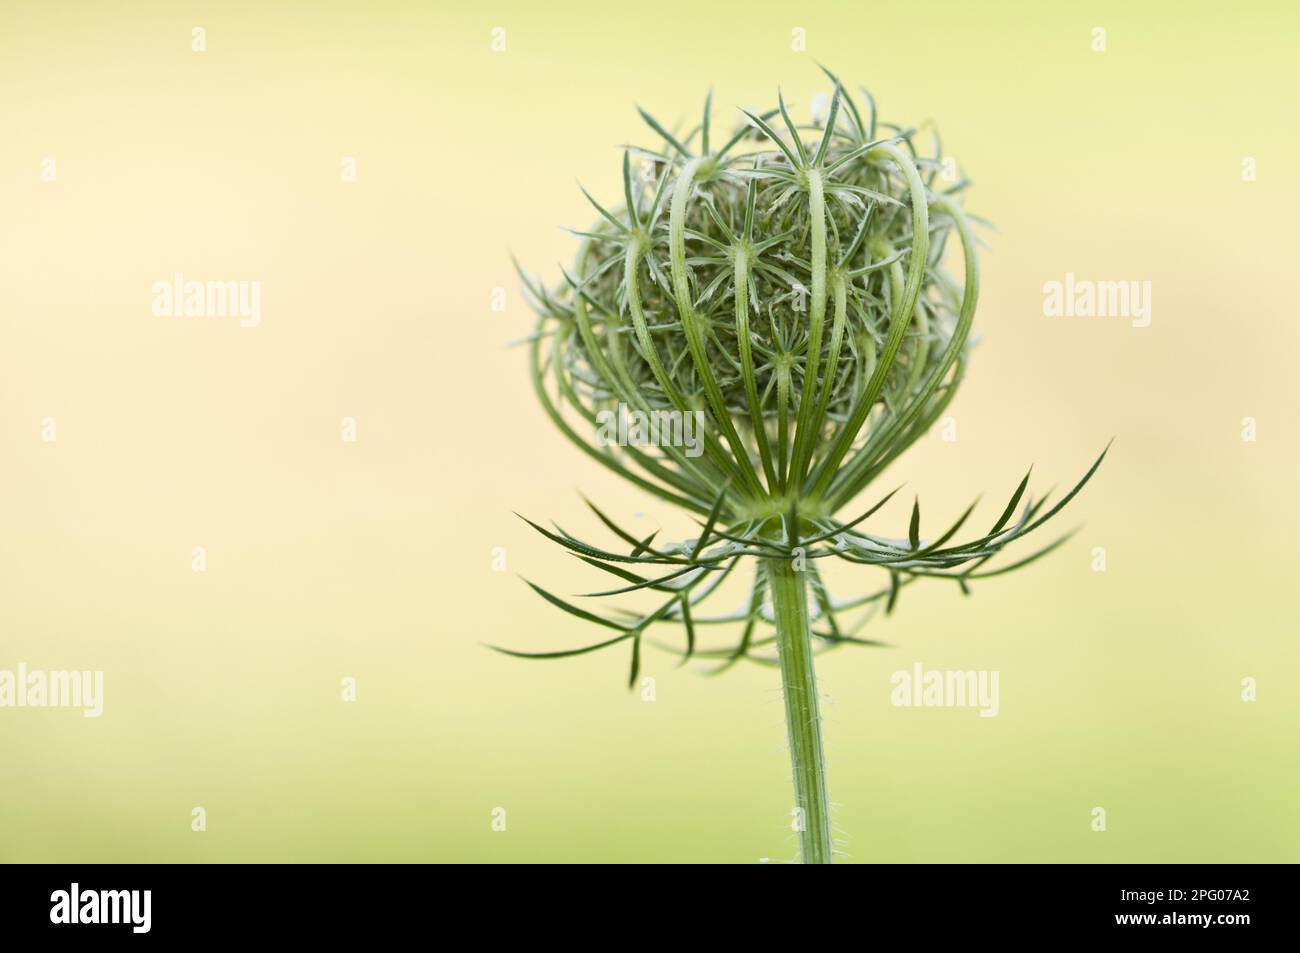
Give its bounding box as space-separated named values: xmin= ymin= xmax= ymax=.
xmin=517 ymin=513 xmax=683 ymax=565
xmin=1019 ymin=442 xmax=1111 ymax=536
xmin=715 ymin=108 xmax=779 ymax=160
xmin=915 ymin=496 xmax=980 ymax=556
xmin=631 ymin=530 xmax=659 ymax=557
xmin=523 ymin=578 xmax=626 ymax=630
xmin=776 ymin=88 xmax=808 ymax=164
xmin=739 ymin=108 xmax=801 ymax=168
xmin=812 ymin=86 xmax=841 ymax=166
xmin=818 ymin=66 xmax=863 ymax=141
xmin=637 ymin=105 xmax=690 ymax=158
xmin=801 ymin=485 xmax=903 ymax=547
xmin=577 ymin=554 xmax=650 ymax=587
xmin=690 ymin=481 xmax=731 ymax=560
xmin=966 ymin=530 xmax=1078 ymax=579
xmin=742 ymin=177 xmax=758 ymax=242
xmin=701 ymin=88 xmax=713 ymax=154
xmin=487 ymin=629 xmax=635 ymax=660
xmin=628 ymin=634 xmax=641 ymax=689
xmin=581 ymin=495 xmax=659 ymax=554
xmin=577 ymin=181 xmax=628 ymax=233
xmin=679 ymin=595 xmax=695 ymax=663
xmin=989 ymin=467 xmax=1032 ymax=535
xmin=580 ymin=563 xmax=704 ymax=598
xmin=622 ymin=151 xmax=640 ymax=229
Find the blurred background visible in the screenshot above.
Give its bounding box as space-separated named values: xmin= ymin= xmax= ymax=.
xmin=1 ymin=0 xmax=1296 ymax=862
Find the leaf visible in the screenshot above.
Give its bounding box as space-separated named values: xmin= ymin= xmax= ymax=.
xmin=828 ymin=183 xmax=904 ymax=208
xmin=738 ymin=108 xmax=801 ymax=168
xmin=576 ymin=555 xmax=649 ymax=587
xmin=487 ymin=629 xmax=635 ymax=660
xmin=966 ymin=530 xmax=1078 ymax=579
xmin=989 ymin=467 xmax=1032 ymax=535
xmin=679 ymin=595 xmax=695 ymax=663
xmin=577 ymin=181 xmax=628 ymax=233
xmin=517 ymin=513 xmax=683 ymax=565
xmin=915 ymin=496 xmax=980 ymax=556
xmin=701 ymin=87 xmax=713 ymax=155
xmin=628 ymin=633 xmax=642 ymax=689
xmin=581 ymin=495 xmax=659 ymax=554
xmin=818 ymin=66 xmax=864 ymax=141
xmin=776 ymin=88 xmax=809 ymax=164
xmin=838 ymin=206 xmax=875 ymax=268
xmin=908 ymin=498 xmax=921 ymax=549
xmin=1019 ymin=442 xmax=1111 ymax=536
xmin=801 ymin=485 xmax=903 ymax=547
xmin=637 ymin=105 xmax=691 ymax=158
xmin=690 ymin=481 xmax=731 ymax=559
xmin=579 ymin=563 xmax=705 ymax=598
xmin=815 ymin=633 xmax=890 ymax=648
xmin=522 ymin=578 xmax=626 ymax=630
xmin=560 ymin=226 xmax=623 ymax=243
xmin=631 ymin=530 xmax=659 ymax=557
xmin=812 ymin=86 xmax=841 ymax=166
xmin=823 ymin=137 xmax=896 ymax=176
xmin=645 ymin=162 xmax=674 ymax=227
xmin=845 ymin=246 xmax=905 ymax=279
xmin=715 ymin=108 xmax=779 ymax=160
xmin=808 ymin=568 xmax=842 ymax=640
xmin=861 ymin=91 xmax=886 ymax=142
xmin=742 ymin=177 xmax=758 ymax=242
xmin=622 ymin=151 xmax=640 ymax=229
xmin=707 ymin=572 xmax=766 ymax=674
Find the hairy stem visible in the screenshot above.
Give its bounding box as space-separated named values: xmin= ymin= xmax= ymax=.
xmin=766 ymin=556 xmax=833 ymax=864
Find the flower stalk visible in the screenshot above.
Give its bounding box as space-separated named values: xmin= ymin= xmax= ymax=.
xmin=767 ymin=552 xmax=834 ymax=864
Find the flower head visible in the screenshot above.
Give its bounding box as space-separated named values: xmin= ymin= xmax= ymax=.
xmin=509 ymin=71 xmax=1104 ymax=684
xmin=521 ymin=71 xmax=978 ymax=520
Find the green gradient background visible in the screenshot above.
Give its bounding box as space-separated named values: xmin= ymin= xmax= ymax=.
xmin=1 ymin=0 xmax=1297 ymax=863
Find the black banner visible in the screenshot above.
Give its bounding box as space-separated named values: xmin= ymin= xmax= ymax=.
xmin=0 ymin=864 xmax=1282 ymax=940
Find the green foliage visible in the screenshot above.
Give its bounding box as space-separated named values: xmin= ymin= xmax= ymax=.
xmin=492 ymin=444 xmax=1106 ymax=685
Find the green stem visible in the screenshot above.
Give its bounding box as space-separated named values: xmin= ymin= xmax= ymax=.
xmin=766 ymin=555 xmax=833 ymax=864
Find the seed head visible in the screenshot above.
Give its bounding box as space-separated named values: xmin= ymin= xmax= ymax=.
xmin=520 ymin=72 xmax=981 ymax=518
xmin=509 ymin=70 xmax=1105 ymax=683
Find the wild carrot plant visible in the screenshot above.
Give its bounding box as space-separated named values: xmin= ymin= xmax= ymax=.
xmin=506 ymin=69 xmax=1105 ymax=864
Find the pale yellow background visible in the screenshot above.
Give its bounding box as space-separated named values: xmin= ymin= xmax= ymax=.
xmin=1 ymin=0 xmax=1297 ymax=862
